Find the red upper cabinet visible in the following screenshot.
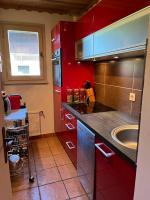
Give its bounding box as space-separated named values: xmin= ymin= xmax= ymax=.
xmin=75 ymin=0 xmax=150 ymax=41
xmin=51 ymin=23 xmax=61 ymax=52
xmin=75 ymin=10 xmax=95 ymax=41
xmin=60 ymin=22 xmax=75 ymax=64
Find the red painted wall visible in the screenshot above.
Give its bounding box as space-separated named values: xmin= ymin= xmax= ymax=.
xmin=75 ymin=0 xmax=150 ymax=40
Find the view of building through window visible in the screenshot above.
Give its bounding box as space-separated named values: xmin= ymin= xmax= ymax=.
xmin=7 ymin=30 xmax=41 ymax=76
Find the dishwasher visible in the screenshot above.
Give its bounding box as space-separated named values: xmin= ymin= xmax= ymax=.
xmin=77 ymin=120 xmax=95 ymax=200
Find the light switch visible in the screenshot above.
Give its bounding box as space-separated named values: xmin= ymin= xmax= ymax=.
xmin=129 ymin=93 xmax=136 ymax=102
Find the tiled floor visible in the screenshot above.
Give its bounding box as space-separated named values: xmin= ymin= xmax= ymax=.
xmin=11 ymin=135 xmax=88 ymax=200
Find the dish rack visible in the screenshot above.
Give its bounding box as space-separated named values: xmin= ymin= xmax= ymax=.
xmin=4 ymin=118 xmax=34 ymax=182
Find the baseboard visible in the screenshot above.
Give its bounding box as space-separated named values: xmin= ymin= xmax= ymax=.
xmin=29 ymin=133 xmax=56 ymax=140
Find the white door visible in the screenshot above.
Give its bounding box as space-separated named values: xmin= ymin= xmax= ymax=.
xmin=0 ymin=52 xmax=12 ymax=199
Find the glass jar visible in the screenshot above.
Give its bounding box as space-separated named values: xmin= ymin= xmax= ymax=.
xmin=80 ymin=88 xmax=86 ymax=103
xmin=73 ymin=89 xmax=80 ymax=103
xmin=67 ymin=89 xmax=73 ymax=103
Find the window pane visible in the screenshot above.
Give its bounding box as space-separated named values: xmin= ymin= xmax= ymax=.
xmin=7 ymin=30 xmax=41 ymax=76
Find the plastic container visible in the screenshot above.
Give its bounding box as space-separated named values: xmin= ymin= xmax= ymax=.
xmin=80 ymin=88 xmax=86 ymax=103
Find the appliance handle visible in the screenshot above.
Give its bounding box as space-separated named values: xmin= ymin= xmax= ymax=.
xmin=2 ymin=127 xmax=8 ymax=163
xmin=95 ymin=143 xmax=115 ymax=158
xmin=66 ymin=141 xmax=75 ymax=149
xmin=51 ymin=58 xmax=57 ymax=61
xmin=55 ymin=89 xmax=61 ymax=93
xmin=51 ymin=38 xmax=56 ymax=42
xmin=65 ymin=113 xmax=74 ymax=120
xmin=65 ymin=123 xmax=75 ymax=131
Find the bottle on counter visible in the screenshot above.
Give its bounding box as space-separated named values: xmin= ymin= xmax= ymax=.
xmin=67 ymin=89 xmax=73 ymax=103
xmin=79 ymin=88 xmax=86 ymax=103
xmin=73 ymin=89 xmax=80 ymax=103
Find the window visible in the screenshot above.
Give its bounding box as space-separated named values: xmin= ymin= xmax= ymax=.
xmin=1 ymin=23 xmax=47 ymax=84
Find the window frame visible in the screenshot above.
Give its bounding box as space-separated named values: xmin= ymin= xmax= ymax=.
xmin=1 ymin=22 xmax=47 ymax=84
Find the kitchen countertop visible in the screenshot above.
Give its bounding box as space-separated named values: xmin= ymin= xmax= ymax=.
xmin=63 ymin=102 xmax=138 ymax=164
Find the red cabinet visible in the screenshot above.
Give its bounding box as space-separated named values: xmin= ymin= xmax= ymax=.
xmin=75 ymin=0 xmax=150 ymax=41
xmin=56 ymin=108 xmax=77 ymax=168
xmin=95 ymin=137 xmax=136 ymax=200
xmin=51 ymin=21 xmax=94 ymax=136
xmin=51 ymin=23 xmax=60 ymax=52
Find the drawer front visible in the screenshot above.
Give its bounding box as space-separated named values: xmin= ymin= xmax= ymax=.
xmin=64 ymin=110 xmax=77 ymax=129
xmin=59 ymin=107 xmax=77 ymax=168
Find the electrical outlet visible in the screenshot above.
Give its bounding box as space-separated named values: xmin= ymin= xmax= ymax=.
xmin=129 ymin=93 xmax=136 ymax=102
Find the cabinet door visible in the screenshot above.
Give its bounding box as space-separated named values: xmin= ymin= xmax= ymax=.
xmin=94 ymin=15 xmax=149 ymax=57
xmin=0 ymin=72 xmax=12 ymax=199
xmin=51 ymin=23 xmax=60 ymax=52
xmin=95 ymin=137 xmax=136 ymax=200
xmin=75 ymin=34 xmax=94 ymax=60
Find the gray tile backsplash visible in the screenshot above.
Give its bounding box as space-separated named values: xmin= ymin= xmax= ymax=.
xmin=94 ymin=57 xmax=145 ymax=119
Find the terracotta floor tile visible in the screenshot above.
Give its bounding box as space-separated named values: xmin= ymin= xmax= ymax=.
xmin=53 ymin=153 xmax=72 ymax=166
xmin=11 ymin=173 xmax=38 ymax=192
xmin=47 ymin=136 xmax=61 ymax=147
xmin=12 ymin=187 xmax=40 ymax=200
xmin=37 ymin=167 xmax=61 ymax=186
xmin=50 ymin=144 xmax=65 ymax=155
xmin=71 ymin=195 xmax=89 ymax=200
xmin=35 ymin=157 xmax=56 ymax=171
xmin=32 ymin=145 xmax=50 ymax=153
xmin=58 ymin=164 xmax=77 ymax=180
xmin=33 ymin=147 xmax=52 ymax=159
xmin=64 ymin=177 xmax=85 ymax=198
xmin=32 ymin=142 xmax=49 ymax=150
xmin=39 ymin=181 xmax=69 ymax=200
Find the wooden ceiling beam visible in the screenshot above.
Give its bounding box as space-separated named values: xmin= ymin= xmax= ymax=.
xmin=0 ymin=0 xmax=87 ymax=9
xmin=43 ymin=0 xmax=89 ymax=6
xmin=0 ymin=2 xmax=83 ymax=15
xmin=0 ymin=0 xmax=99 ymax=15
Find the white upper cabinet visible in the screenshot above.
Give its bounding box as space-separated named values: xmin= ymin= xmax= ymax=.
xmin=75 ymin=34 xmax=93 ymax=60
xmin=93 ymin=15 xmax=149 ymax=57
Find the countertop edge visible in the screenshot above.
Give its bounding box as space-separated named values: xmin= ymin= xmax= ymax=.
xmin=62 ymin=102 xmax=138 ymax=166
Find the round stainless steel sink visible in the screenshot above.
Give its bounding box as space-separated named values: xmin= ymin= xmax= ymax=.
xmin=111 ymin=125 xmax=139 ymax=150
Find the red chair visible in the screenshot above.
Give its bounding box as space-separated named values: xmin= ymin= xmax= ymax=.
xmin=8 ymin=94 xmax=26 ymax=110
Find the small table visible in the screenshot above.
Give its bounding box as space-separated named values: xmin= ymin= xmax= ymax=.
xmin=5 ymin=108 xmax=27 ymax=122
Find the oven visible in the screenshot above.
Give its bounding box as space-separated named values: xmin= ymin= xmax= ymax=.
xmin=52 ymin=48 xmax=62 ymax=87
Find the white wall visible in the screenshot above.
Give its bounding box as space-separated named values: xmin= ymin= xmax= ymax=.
xmin=134 ymin=18 xmax=150 ymax=200
xmin=0 ymin=8 xmax=73 ymax=136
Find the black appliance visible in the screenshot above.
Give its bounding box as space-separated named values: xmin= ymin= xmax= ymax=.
xmin=69 ymin=102 xmax=114 ymax=114
xmin=52 ymin=48 xmax=62 ymax=87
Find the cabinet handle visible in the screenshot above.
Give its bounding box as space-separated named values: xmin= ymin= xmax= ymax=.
xmin=65 ymin=123 xmax=75 ymax=131
xmin=51 ymin=58 xmax=57 ymax=61
xmin=66 ymin=141 xmax=75 ymax=149
xmin=65 ymin=113 xmax=74 ymax=120
xmin=95 ymin=143 xmax=115 ymax=158
xmin=2 ymin=127 xmax=8 ymax=163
